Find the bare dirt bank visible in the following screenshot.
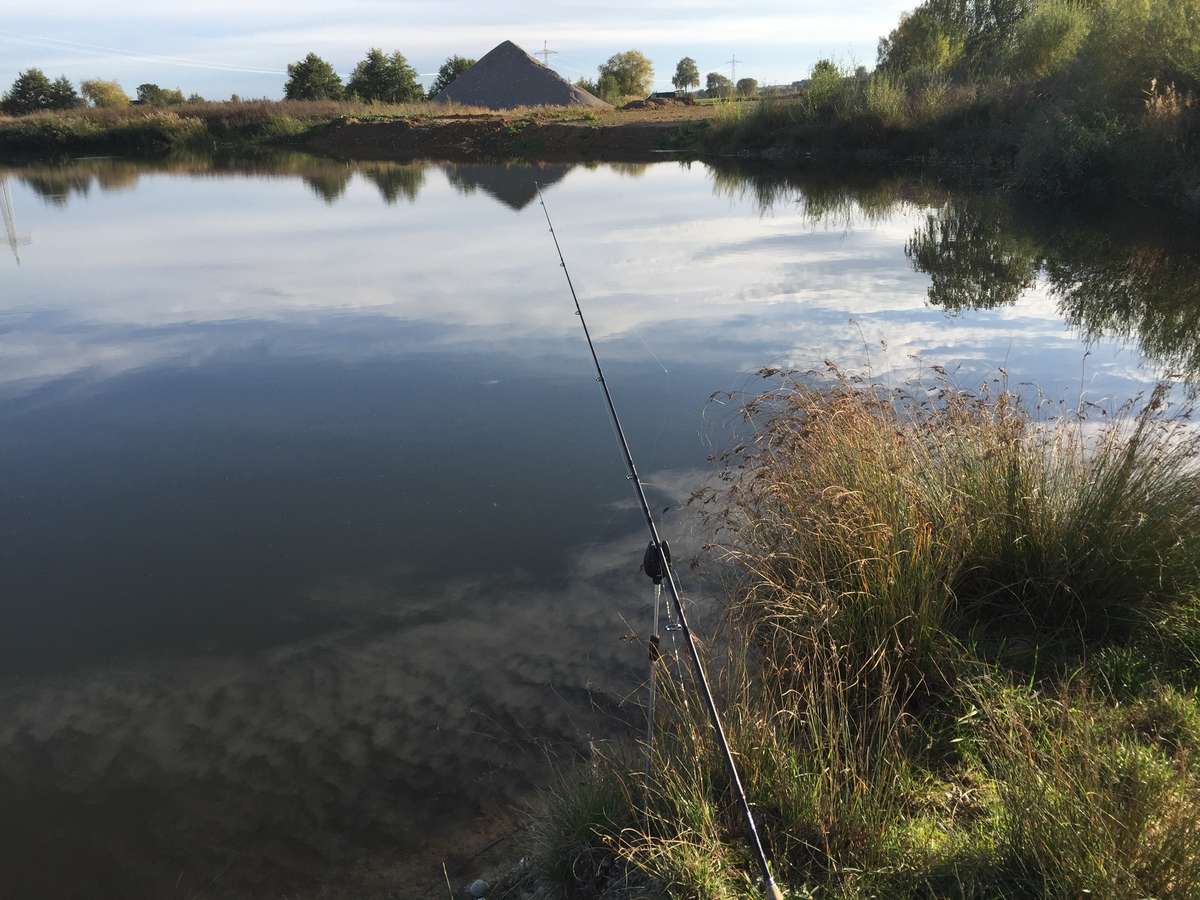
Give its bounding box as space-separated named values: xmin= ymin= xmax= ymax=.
xmin=301 ymin=108 xmax=713 ymax=162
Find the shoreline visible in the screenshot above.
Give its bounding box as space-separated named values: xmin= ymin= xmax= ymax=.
xmin=2 ymin=101 xmax=1196 ymax=216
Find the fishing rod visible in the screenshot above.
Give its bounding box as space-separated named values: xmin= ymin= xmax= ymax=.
xmin=535 ymin=185 xmax=784 ymax=900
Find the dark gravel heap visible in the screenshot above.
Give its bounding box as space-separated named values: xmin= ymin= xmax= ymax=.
xmin=432 ymin=40 xmax=610 ymax=109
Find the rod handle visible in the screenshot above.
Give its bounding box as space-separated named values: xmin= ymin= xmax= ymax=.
xmin=767 ymin=884 xmax=785 ymax=900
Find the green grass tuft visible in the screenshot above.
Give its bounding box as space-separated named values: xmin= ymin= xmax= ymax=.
xmin=530 ymin=370 xmax=1200 ymax=898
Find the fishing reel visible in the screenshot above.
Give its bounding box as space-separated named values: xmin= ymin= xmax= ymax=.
xmin=641 ymin=539 xmax=671 ymax=584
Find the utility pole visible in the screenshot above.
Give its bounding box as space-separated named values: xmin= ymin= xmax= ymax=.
xmin=536 ymin=41 xmax=559 ymax=66
xmin=727 ymin=53 xmax=742 ymax=83
xmin=1 ymin=178 xmax=30 ymax=265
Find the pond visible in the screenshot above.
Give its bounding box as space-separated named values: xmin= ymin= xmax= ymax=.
xmin=1 ymin=155 xmax=1197 ymax=899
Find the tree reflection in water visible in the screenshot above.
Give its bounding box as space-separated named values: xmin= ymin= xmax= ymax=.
xmin=708 ymin=160 xmax=1200 ymax=380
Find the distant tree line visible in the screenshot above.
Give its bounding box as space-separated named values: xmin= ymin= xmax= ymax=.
xmin=2 ymin=70 xmax=80 ymax=115
xmin=2 ymin=45 xmax=764 ymax=115
xmin=282 ymin=49 xmax=476 ymax=102
xmin=1 ymin=69 xmax=211 ymax=115
xmin=1 ymin=48 xmax=479 ymax=115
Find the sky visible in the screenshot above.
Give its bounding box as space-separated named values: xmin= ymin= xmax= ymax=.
xmin=0 ymin=1 xmax=915 ymax=99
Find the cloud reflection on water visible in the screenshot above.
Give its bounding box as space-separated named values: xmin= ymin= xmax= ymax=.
xmin=1 ymin=157 xmax=1198 ymax=898
xmin=3 ymin=157 xmax=1191 ymax=408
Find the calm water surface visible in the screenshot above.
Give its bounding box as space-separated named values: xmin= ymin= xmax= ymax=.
xmin=1 ymin=156 xmax=1197 ymax=898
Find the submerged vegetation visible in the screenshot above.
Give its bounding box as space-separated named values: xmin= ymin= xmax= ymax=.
xmin=708 ymin=0 xmax=1200 ymax=212
xmin=520 ymin=372 xmax=1200 ymax=898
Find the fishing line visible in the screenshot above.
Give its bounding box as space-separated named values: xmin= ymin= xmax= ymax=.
xmin=632 ymin=328 xmax=670 ymax=375
xmin=536 ymin=184 xmax=783 ymax=900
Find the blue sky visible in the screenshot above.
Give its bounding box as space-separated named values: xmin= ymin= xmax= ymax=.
xmin=0 ymin=1 xmax=915 ymax=98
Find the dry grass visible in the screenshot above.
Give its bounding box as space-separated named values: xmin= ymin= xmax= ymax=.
xmin=527 ymin=369 xmax=1200 ymax=898
xmin=0 ymin=98 xmax=615 ymax=158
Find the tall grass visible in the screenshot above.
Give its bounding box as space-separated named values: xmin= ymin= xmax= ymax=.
xmin=523 ymin=371 xmax=1200 ymax=898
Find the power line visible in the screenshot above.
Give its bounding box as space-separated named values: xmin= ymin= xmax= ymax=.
xmin=534 ymin=40 xmax=558 ymax=66
xmin=727 ymin=53 xmax=742 ymax=83
xmin=0 ymin=30 xmax=286 ymax=76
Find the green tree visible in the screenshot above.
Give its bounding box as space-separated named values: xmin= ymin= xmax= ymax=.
xmin=186 ymin=92 xmax=205 ymax=104
xmin=429 ymin=55 xmax=476 ymax=97
xmin=137 ymin=83 xmax=184 ymax=106
xmin=284 ymin=53 xmax=344 ymax=101
xmin=811 ymin=59 xmax=841 ymax=80
xmin=2 ymin=69 xmax=54 ymax=115
xmin=80 ymin=79 xmax=130 ymax=108
xmin=1006 ymin=1 xmax=1090 ymax=81
xmin=878 ymin=6 xmax=963 ymax=73
xmin=598 ymin=50 xmax=654 ymax=97
xmin=706 ymin=72 xmax=734 ymax=98
xmin=574 ymin=76 xmax=599 ymax=95
xmin=672 ymin=57 xmax=700 ymax=92
xmin=48 ymin=76 xmax=80 ymax=110
xmin=736 ymin=77 xmax=758 ymax=97
xmin=596 ymin=73 xmax=623 ymax=103
xmin=347 ymin=48 xmax=423 ymax=102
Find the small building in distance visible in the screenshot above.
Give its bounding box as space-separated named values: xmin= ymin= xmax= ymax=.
xmin=430 ymin=40 xmax=611 ymax=109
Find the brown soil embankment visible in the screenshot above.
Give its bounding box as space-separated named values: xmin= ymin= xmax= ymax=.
xmin=303 ymin=108 xmax=713 ymax=162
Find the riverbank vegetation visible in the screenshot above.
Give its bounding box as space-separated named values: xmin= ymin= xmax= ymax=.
xmin=0 ymin=98 xmax=605 ymax=158
xmin=708 ymin=0 xmax=1200 ymax=212
xmin=519 ymin=372 xmax=1200 ymax=898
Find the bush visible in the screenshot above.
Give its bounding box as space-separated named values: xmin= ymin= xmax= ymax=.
xmin=803 ymin=60 xmax=858 ymax=118
xmin=865 ymin=72 xmax=907 ymax=125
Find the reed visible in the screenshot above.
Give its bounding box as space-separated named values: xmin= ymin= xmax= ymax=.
xmin=526 ymin=371 xmax=1200 ymax=898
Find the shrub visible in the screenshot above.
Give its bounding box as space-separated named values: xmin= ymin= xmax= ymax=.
xmin=803 ymin=60 xmax=859 ymax=118
xmin=865 ymin=72 xmax=907 ymax=125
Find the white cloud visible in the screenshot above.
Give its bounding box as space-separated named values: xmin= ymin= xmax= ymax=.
xmin=1 ymin=2 xmax=914 ymax=95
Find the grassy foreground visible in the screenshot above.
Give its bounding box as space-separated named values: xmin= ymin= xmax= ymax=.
xmin=518 ymin=372 xmax=1200 ymax=898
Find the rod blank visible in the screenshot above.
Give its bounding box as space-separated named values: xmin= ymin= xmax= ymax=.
xmin=535 ymin=185 xmax=782 ymax=900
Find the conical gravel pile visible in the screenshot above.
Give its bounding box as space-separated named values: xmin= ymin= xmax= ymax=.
xmin=431 ymin=41 xmax=610 ymax=109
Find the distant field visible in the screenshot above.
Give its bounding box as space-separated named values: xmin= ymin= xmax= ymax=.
xmin=0 ymin=98 xmax=719 ymax=159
